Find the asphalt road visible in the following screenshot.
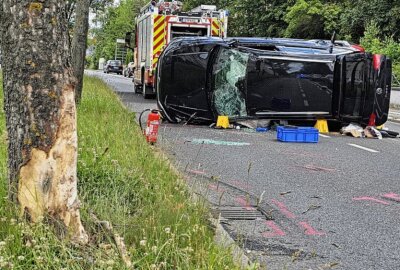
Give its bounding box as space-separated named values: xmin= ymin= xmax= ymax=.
xmin=391 ymin=90 xmax=400 ymax=107
xmin=87 ymin=70 xmax=400 ymax=270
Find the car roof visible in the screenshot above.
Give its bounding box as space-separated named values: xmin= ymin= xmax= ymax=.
xmin=170 ymin=37 xmax=358 ymax=55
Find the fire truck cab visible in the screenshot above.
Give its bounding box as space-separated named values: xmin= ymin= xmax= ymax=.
xmin=132 ymin=1 xmax=228 ymax=98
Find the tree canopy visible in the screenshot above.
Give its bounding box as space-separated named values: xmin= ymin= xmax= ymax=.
xmin=181 ymin=0 xmax=400 ymax=42
xmin=91 ymin=0 xmax=400 ymax=75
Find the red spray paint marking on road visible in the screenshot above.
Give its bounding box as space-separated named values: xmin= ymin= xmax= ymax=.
xmin=263 ymin=221 xmax=286 ymax=237
xmin=298 ymin=222 xmax=325 ymax=236
xmin=353 ymin=197 xmax=390 ymax=205
xmin=382 ymin=193 xmax=400 ymax=202
xmin=271 ymin=199 xmax=296 ymax=219
xmin=235 ymin=196 xmax=255 ymax=211
xmin=208 ymin=184 xmax=225 ymax=193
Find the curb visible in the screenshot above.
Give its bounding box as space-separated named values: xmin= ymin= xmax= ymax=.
xmin=151 ymin=150 xmax=252 ymax=269
xmin=99 ymin=74 xmax=253 ymax=269
xmin=211 ymin=216 xmax=251 ymax=269
xmin=189 ymin=191 xmax=252 ymax=269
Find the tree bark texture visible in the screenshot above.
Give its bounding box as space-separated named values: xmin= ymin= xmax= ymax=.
xmin=71 ymin=0 xmax=90 ymax=103
xmin=0 ymin=1 xmax=88 ymax=244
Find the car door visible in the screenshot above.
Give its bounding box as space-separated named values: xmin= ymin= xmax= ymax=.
xmin=338 ymin=53 xmax=369 ymax=124
xmin=369 ymin=54 xmax=392 ymax=126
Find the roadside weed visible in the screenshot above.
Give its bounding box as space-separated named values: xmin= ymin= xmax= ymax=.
xmin=0 ymin=75 xmax=239 ymax=269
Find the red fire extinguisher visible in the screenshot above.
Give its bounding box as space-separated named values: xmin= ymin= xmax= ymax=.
xmin=140 ymin=109 xmax=161 ymax=144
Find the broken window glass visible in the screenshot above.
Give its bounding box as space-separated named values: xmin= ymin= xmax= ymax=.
xmin=212 ymin=48 xmax=249 ymax=117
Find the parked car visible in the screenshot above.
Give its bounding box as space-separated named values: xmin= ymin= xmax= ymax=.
xmin=156 ymin=37 xmax=391 ymax=126
xmin=103 ymin=60 xmax=123 ymax=75
xmin=123 ymin=62 xmax=135 ymax=78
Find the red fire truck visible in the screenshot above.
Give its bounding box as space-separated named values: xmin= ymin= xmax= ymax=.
xmin=131 ymin=1 xmax=228 ymax=98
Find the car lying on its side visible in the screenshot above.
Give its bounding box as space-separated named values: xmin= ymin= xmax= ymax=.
xmin=103 ymin=60 xmax=123 ymax=75
xmin=156 ymin=37 xmax=391 ymax=126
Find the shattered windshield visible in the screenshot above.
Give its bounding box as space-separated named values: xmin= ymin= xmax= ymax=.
xmin=212 ymin=48 xmax=249 ymax=117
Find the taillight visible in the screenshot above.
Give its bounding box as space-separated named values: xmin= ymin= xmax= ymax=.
xmin=368 ymin=113 xmax=376 ymax=126
xmin=351 ymin=44 xmax=365 ymax=52
xmin=373 ymin=54 xmax=382 ymax=70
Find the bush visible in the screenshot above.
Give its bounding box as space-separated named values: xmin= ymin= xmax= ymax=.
xmin=361 ymin=21 xmax=400 ymax=79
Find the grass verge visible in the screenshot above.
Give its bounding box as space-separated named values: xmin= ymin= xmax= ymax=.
xmin=0 ymin=75 xmax=239 ymax=269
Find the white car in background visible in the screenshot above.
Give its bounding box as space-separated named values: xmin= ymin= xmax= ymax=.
xmin=123 ymin=62 xmax=135 ymax=78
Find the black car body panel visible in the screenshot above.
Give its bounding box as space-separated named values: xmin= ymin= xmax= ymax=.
xmin=156 ymin=37 xmax=392 ymax=126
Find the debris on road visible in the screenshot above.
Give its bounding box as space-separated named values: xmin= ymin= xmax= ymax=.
xmin=190 ymin=139 xmax=250 ymax=146
xmin=302 ymin=204 xmax=322 ymax=214
xmin=379 ymin=129 xmax=399 ymax=138
xmin=277 ymin=126 xmax=319 ymax=143
xmin=311 ymin=195 xmax=323 ymax=199
xmin=298 ymin=164 xmax=336 ymax=172
xmin=340 ymin=123 xmax=364 ymax=138
xmin=256 ymin=127 xmax=269 ymax=132
xmin=364 ymin=126 xmax=382 ymax=139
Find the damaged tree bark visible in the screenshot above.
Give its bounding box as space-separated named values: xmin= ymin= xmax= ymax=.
xmin=0 ymin=1 xmax=88 ymax=243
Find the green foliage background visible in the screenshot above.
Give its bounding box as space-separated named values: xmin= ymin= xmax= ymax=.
xmin=92 ymin=0 xmax=400 ymax=76
xmin=91 ymin=0 xmax=147 ymax=67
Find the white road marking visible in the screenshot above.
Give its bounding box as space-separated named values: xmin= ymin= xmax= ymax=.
xmin=348 ymin=143 xmax=379 ymax=153
xmin=302 ymin=93 xmax=306 ymax=98
xmin=319 ymin=134 xmax=331 ymax=138
xmin=304 ymin=100 xmax=309 ymax=106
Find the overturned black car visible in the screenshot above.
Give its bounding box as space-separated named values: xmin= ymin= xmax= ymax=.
xmin=156 ymin=37 xmax=391 ymax=126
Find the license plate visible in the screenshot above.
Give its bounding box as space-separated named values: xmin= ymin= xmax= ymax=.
xmin=182 ymin=18 xmax=199 ymax=23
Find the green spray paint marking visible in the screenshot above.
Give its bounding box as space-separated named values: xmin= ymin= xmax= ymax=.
xmin=191 ymin=139 xmax=250 ymax=146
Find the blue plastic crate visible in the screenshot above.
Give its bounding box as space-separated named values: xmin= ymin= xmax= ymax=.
xmin=277 ymin=126 xmax=319 ymax=143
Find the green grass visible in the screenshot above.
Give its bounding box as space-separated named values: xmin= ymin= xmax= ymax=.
xmin=0 ymin=75 xmax=239 ymax=269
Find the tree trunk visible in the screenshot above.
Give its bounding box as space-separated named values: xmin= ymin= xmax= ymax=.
xmin=71 ymin=0 xmax=91 ymax=104
xmin=0 ymin=1 xmax=88 ymax=244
